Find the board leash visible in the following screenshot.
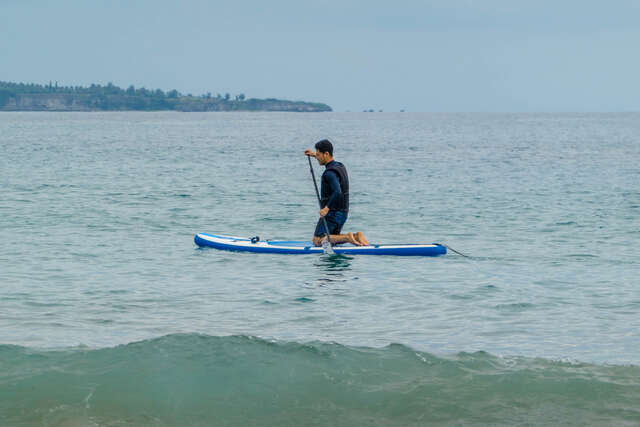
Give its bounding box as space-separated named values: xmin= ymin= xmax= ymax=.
xmin=436 ymin=243 xmax=470 ymax=258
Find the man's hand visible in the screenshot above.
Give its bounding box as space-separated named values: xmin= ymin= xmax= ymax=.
xmin=319 ymin=206 xmax=329 ymax=217
xmin=304 ymin=149 xmax=316 ymax=158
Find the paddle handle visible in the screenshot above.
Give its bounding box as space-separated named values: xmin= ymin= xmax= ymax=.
xmin=307 ymin=155 xmax=323 ymax=208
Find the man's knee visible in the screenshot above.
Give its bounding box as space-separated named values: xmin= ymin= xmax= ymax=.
xmin=313 ymin=236 xmax=324 ymax=247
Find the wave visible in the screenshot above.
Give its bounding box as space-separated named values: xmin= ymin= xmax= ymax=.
xmin=1 ymin=334 xmax=639 ymax=426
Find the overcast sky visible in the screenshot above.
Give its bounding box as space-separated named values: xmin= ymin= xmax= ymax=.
xmin=2 ymin=0 xmax=639 ymax=111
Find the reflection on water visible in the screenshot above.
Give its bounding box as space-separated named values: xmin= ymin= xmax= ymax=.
xmin=310 ymin=254 xmax=353 ymax=286
xmin=315 ymin=254 xmax=353 ymax=270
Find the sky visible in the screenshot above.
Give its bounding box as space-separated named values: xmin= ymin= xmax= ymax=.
xmin=2 ymin=0 xmax=640 ymax=112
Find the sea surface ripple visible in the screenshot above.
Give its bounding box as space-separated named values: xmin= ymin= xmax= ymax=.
xmin=1 ymin=112 xmax=639 ymax=425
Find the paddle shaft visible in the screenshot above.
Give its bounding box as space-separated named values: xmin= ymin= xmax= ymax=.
xmin=307 ymin=155 xmax=333 ymax=242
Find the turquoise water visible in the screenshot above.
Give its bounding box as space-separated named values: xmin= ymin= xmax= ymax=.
xmin=1 ymin=112 xmax=639 ymax=425
xmin=2 ymin=334 xmax=639 ymax=426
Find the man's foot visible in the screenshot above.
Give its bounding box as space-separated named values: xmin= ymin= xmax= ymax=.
xmin=355 ymin=231 xmax=370 ymax=246
xmin=347 ymin=232 xmax=363 ymax=246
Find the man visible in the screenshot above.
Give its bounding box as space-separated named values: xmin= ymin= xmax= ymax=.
xmin=304 ymin=139 xmax=369 ymax=247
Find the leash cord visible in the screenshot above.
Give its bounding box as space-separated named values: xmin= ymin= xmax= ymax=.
xmin=436 ymin=243 xmax=470 ymax=258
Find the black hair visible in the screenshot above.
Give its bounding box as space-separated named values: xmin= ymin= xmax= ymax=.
xmin=315 ymin=139 xmax=333 ymax=156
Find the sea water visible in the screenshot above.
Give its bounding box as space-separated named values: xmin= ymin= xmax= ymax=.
xmin=1 ymin=112 xmax=639 ymax=425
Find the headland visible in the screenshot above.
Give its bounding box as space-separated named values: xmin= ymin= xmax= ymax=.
xmin=0 ymin=81 xmax=332 ymax=112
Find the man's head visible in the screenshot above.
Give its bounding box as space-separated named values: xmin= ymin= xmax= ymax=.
xmin=314 ymin=139 xmax=333 ymax=165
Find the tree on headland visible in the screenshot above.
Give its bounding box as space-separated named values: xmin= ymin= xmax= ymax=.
xmin=0 ymin=89 xmax=13 ymax=107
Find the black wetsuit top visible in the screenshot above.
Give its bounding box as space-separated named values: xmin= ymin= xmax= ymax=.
xmin=320 ymin=160 xmax=349 ymax=214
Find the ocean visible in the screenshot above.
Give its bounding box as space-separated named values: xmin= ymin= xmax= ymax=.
xmin=1 ymin=112 xmax=639 ymax=425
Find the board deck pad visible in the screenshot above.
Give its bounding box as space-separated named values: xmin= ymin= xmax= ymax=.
xmin=194 ymin=233 xmax=446 ymax=256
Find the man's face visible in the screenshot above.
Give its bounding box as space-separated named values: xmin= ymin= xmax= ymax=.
xmin=316 ymin=151 xmax=331 ymax=165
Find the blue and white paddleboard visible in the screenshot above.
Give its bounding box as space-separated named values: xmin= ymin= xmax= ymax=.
xmin=194 ymin=233 xmax=446 ymax=256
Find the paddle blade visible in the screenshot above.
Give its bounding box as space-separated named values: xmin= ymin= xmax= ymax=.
xmin=321 ymin=238 xmax=334 ymax=255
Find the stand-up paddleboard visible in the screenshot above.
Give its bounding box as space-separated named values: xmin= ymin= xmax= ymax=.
xmin=194 ymin=233 xmax=446 ymax=256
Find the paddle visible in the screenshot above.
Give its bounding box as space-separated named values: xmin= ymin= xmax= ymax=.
xmin=307 ymin=154 xmax=335 ymax=255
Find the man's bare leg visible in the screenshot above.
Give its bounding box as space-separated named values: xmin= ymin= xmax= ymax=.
xmin=354 ymin=231 xmax=370 ymax=246
xmin=346 ymin=232 xmax=364 ymax=246
xmin=313 ymin=233 xmax=361 ymax=247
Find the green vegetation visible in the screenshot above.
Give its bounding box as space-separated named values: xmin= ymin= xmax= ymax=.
xmin=0 ymin=81 xmax=332 ymax=112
